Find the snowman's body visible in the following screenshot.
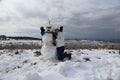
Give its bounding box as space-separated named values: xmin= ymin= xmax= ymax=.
xmin=41 ymin=32 xmax=57 ymax=60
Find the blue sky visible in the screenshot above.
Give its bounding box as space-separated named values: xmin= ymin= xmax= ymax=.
xmin=0 ymin=0 xmax=120 ymax=40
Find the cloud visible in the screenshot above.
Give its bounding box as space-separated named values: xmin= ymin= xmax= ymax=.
xmin=0 ymin=0 xmax=120 ymax=40
xmin=64 ymin=6 xmax=120 ymax=39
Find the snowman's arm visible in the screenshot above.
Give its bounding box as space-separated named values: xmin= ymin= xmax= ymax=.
xmin=60 ymin=26 xmax=63 ymax=32
xmin=40 ymin=27 xmax=45 ymax=36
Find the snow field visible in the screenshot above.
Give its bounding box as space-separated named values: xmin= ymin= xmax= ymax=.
xmin=0 ymin=49 xmax=120 ymax=80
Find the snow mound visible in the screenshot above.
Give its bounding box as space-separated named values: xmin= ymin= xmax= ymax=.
xmin=56 ymin=61 xmax=76 ymax=76
xmin=24 ymin=73 xmax=42 ymax=80
xmin=40 ymin=71 xmax=68 ymax=80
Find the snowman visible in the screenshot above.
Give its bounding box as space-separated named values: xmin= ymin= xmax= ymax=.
xmin=40 ymin=26 xmax=57 ymax=60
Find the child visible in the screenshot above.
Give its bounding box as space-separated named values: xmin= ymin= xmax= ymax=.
xmin=54 ymin=26 xmax=71 ymax=61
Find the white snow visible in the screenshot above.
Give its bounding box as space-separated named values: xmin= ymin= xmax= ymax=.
xmin=0 ymin=49 xmax=120 ymax=80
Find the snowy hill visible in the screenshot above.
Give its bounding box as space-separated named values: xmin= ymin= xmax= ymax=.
xmin=0 ymin=40 xmax=41 ymax=49
xmin=0 ymin=49 xmax=120 ymax=80
xmin=0 ymin=40 xmax=120 ymax=49
xmin=65 ymin=40 xmax=120 ymax=49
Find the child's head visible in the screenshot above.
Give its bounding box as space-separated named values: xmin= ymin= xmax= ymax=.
xmin=54 ymin=28 xmax=60 ymax=33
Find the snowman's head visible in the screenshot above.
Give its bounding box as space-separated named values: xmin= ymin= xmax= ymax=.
xmin=46 ymin=25 xmax=52 ymax=31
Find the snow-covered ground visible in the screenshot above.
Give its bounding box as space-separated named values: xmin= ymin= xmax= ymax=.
xmin=0 ymin=40 xmax=120 ymax=49
xmin=0 ymin=40 xmax=41 ymax=46
xmin=0 ymin=40 xmax=41 ymax=49
xmin=0 ymin=49 xmax=120 ymax=80
xmin=65 ymin=40 xmax=120 ymax=49
xmin=0 ymin=40 xmax=118 ymax=46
